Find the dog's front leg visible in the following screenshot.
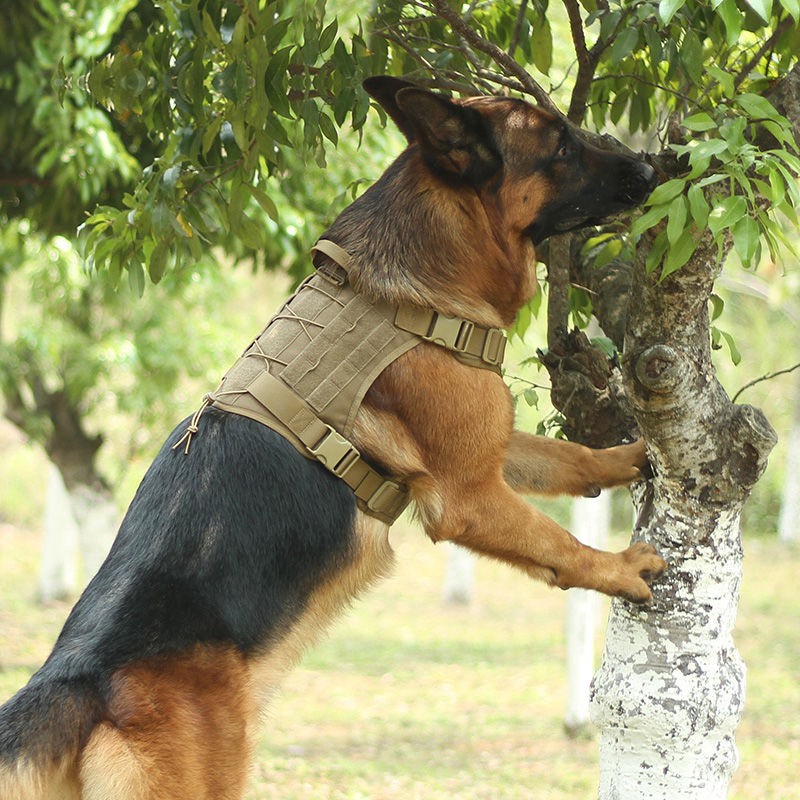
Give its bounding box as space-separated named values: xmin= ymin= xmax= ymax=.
xmin=503 ymin=430 xmax=648 ymax=498
xmin=428 ymin=481 xmax=664 ymax=601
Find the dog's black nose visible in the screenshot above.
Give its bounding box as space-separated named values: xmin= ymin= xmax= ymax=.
xmin=623 ymin=159 xmax=658 ymax=204
xmin=639 ymin=160 xmax=658 ymax=192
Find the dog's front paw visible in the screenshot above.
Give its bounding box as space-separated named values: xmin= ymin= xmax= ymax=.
xmin=615 ymin=542 xmax=667 ymax=603
xmin=594 ymin=439 xmax=651 ymax=488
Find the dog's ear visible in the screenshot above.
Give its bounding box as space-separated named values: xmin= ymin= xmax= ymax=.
xmin=362 ymin=76 xmax=421 ymax=142
xmin=363 ymin=76 xmax=500 ymax=181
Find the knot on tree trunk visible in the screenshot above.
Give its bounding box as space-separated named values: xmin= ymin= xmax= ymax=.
xmin=629 ymin=344 xmax=693 ymax=405
xmin=723 ymin=404 xmax=777 ymax=493
xmin=538 ymin=328 xmax=637 ymax=448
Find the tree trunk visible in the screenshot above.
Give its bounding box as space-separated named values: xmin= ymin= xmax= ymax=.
xmin=68 ymin=482 xmax=118 ymax=583
xmin=564 ymin=491 xmax=609 ymax=738
xmin=38 ymin=464 xmax=80 ymax=602
xmin=590 ymin=232 xmax=777 ymax=798
xmin=778 ymin=349 xmax=800 ymax=542
xmin=441 ymin=542 xmax=475 ymax=605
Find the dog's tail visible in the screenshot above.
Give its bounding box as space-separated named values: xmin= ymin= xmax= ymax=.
xmin=0 ymin=674 xmax=103 ymax=800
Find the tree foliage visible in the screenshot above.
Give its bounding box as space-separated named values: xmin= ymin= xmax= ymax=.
xmin=3 ymin=0 xmax=800 ymax=480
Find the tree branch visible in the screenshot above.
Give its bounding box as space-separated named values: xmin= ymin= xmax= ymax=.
xmin=429 ymin=0 xmax=563 ymax=115
xmin=732 ymin=362 xmax=800 ymax=403
xmin=733 ymin=16 xmax=793 ymax=91
xmin=508 ymin=0 xmax=529 ymax=58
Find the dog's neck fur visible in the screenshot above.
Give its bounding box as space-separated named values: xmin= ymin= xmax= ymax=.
xmin=319 ymin=147 xmax=537 ymax=329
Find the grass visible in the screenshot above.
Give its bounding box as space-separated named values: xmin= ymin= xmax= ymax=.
xmin=1 ymin=515 xmax=799 ymax=799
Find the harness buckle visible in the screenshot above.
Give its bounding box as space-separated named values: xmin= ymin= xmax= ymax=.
xmin=482 ymin=328 xmax=507 ymax=366
xmin=309 ymin=426 xmax=361 ymax=478
xmin=366 ymin=479 xmax=410 ymax=519
xmin=426 ymin=314 xmax=475 ymax=353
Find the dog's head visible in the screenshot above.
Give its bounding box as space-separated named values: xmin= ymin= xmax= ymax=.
xmin=363 ymin=76 xmax=657 ymax=245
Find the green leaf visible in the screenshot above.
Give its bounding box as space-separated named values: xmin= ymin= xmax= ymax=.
xmin=318 ymin=19 xmax=338 ymax=52
xmin=127 ymin=260 xmax=145 ymax=297
xmin=646 ymin=229 xmax=670 ymax=273
xmin=630 ymin=203 xmax=671 ymax=237
xmin=644 ymin=24 xmax=663 ymax=63
xmin=732 ymin=215 xmax=760 ymax=264
xmin=708 ymin=195 xmax=747 ymax=237
xmin=148 ymin=240 xmax=169 ymax=283
xmin=645 ymin=178 xmax=686 ymax=206
xmin=659 ymin=0 xmax=687 ymax=24
xmin=780 ymin=0 xmax=800 ymax=20
xmin=680 ymin=30 xmax=703 ymax=84
xmin=530 ymin=14 xmax=553 ymax=75
xmin=682 ymin=112 xmax=717 ymax=132
xmin=610 ymin=27 xmax=639 ymax=64
xmin=523 ymin=388 xmax=539 ymax=408
xmin=661 ymin=229 xmax=698 ymax=279
xmin=318 ymin=111 xmax=338 ymax=146
xmin=591 ymin=336 xmax=618 ymax=358
xmin=735 ymin=93 xmax=783 ymax=122
xmin=709 ymin=293 xmax=725 ymax=321
xmin=666 ymin=195 xmax=688 ymax=244
xmin=708 ymin=65 xmax=735 ymax=99
xmin=688 ymin=184 xmax=710 ymax=227
xmin=713 ymin=328 xmax=742 ymax=364
xmin=716 ymin=0 xmax=743 ymax=46
xmin=745 ymin=0 xmax=773 ymax=22
xmin=249 ymin=184 xmax=279 ymax=222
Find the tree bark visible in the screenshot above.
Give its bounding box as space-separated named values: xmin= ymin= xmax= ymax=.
xmin=590 ymin=230 xmax=777 ymax=798
xmin=38 ymin=464 xmax=80 ymax=602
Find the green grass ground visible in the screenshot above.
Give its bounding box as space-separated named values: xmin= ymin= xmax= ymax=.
xmin=1 ymin=520 xmax=798 ymax=799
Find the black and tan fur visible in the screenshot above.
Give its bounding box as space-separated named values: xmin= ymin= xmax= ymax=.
xmin=0 ymin=77 xmax=664 ymax=799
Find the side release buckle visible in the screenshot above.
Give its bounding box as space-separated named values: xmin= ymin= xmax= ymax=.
xmin=426 ymin=314 xmax=475 ymax=353
xmin=309 ymin=426 xmax=361 ymax=478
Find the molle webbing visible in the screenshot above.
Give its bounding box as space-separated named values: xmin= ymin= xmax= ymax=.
xmin=185 ymin=241 xmax=507 ymax=525
xmin=313 ymin=239 xmax=507 ymax=373
xmin=206 ymin=271 xmax=416 ymax=524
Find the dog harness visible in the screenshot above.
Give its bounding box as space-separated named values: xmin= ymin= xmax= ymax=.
xmin=174 ymin=240 xmax=507 ymax=524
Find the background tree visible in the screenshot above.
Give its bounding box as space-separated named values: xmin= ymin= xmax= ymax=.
xmin=0 ymin=0 xmax=394 ymax=585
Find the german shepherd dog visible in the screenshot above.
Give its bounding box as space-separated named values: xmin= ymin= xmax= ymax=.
xmin=0 ymin=76 xmax=664 ymax=799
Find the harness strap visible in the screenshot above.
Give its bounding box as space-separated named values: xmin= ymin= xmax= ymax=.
xmin=312 ymin=239 xmax=507 ymax=372
xmin=394 ymin=305 xmax=506 ymax=368
xmin=244 ymin=371 xmax=410 ymax=525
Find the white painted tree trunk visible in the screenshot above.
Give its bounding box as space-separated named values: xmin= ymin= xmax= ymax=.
xmin=69 ymin=483 xmax=118 ymax=583
xmin=592 ymin=488 xmax=748 ymax=797
xmin=441 ymin=542 xmax=475 ymax=605
xmin=39 ymin=472 xmax=118 ymax=599
xmin=590 ymin=233 xmax=776 ymax=799
xmin=38 ymin=465 xmax=80 ymax=602
xmin=564 ymin=491 xmax=610 ymax=737
xmin=778 ymin=361 xmax=800 ymax=542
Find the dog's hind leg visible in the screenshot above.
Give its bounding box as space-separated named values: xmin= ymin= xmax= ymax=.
xmin=80 ymin=645 xmax=254 ymax=800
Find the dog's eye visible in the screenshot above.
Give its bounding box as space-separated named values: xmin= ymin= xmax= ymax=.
xmin=556 ymin=143 xmax=569 ymax=159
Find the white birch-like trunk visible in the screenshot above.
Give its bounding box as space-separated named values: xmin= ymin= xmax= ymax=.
xmin=564 ymin=491 xmax=609 ymax=737
xmin=777 ymin=361 xmax=800 ymax=542
xmin=441 ymin=542 xmax=475 ymax=605
xmin=38 ymin=464 xmax=80 ymax=602
xmin=38 ymin=471 xmax=118 ymax=598
xmin=590 ymin=234 xmax=776 ymax=798
xmin=778 ymin=423 xmax=800 ymax=541
xmin=69 ymin=483 xmax=118 ymax=583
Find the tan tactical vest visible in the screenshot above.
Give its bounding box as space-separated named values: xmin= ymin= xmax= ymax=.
xmin=175 ymin=240 xmax=507 ymax=525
